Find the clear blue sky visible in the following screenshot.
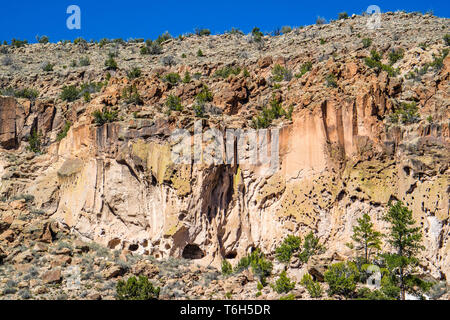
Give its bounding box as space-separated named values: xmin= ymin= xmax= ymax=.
xmin=0 ymin=0 xmax=448 ymax=43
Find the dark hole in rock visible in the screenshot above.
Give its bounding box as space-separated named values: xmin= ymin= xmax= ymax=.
xmin=129 ymin=244 xmax=139 ymax=251
xmin=403 ymin=166 xmax=411 ymax=176
xmin=337 ymin=190 xmax=346 ymax=201
xmin=225 ymin=251 xmax=237 ymax=259
xmin=182 ymin=244 xmax=205 ymax=259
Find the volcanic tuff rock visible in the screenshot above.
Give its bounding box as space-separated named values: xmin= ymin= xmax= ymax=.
xmin=0 ymin=12 xmax=449 ymax=299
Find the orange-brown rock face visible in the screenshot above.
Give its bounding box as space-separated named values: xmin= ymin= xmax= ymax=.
xmin=0 ymin=97 xmax=26 ymax=149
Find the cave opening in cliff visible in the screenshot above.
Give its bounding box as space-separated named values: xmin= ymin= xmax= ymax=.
xmin=182 ymin=244 xmax=205 ymax=259
xmin=225 ymin=251 xmax=237 ymax=259
xmin=128 ymin=244 xmax=139 ymax=251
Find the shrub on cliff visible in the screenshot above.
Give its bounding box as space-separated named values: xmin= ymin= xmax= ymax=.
xmin=27 ymin=129 xmax=42 ymax=154
xmin=214 ymin=66 xmax=241 ymax=78
xmin=79 ymin=57 xmax=90 ymax=66
xmin=298 ymin=232 xmax=325 ymax=263
xmin=74 ymin=37 xmax=87 ymax=45
xmin=60 ymin=85 xmax=80 ymax=102
xmin=221 ymin=260 xmax=233 ymax=276
xmin=251 ymin=97 xmax=292 ymax=129
xmin=388 ymin=102 xmax=420 ymax=124
xmin=362 ymin=38 xmax=372 ymax=48
xmin=295 ymin=62 xmax=312 ymax=78
xmin=195 ymin=28 xmax=211 ymax=36
xmin=193 ymin=104 xmax=205 ymax=118
xmin=116 ymin=276 xmax=160 ymax=300
xmin=324 ymin=262 xmax=360 ymax=297
xmin=407 ymin=49 xmax=448 ymax=80
xmin=80 ymin=82 xmax=105 ymax=95
xmin=163 ymin=72 xmax=181 ymax=85
xmin=196 ymin=85 xmax=213 ymax=103
xmin=36 ymin=35 xmax=49 ymax=44
xmin=365 ymin=50 xmax=399 ymax=77
xmin=251 ymin=27 xmax=264 ymax=42
xmin=155 ymin=32 xmax=172 ymax=45
xmin=325 ymin=73 xmax=337 ymax=88
xmin=281 ymin=26 xmax=292 ymax=34
xmin=444 ymin=34 xmax=450 ymax=46
xmin=338 ymin=12 xmax=349 ymax=20
xmin=165 ymin=94 xmax=183 ymax=112
xmin=11 ymin=39 xmax=28 ymax=47
xmin=227 ymin=28 xmax=244 ymax=36
xmin=140 ymin=41 xmax=162 ymax=55
xmin=234 ymin=249 xmax=273 ymax=283
xmin=42 ymin=62 xmax=54 ymax=72
xmin=56 ymin=121 xmax=71 ymax=141
xmin=161 ymin=55 xmax=177 ymax=67
xmin=14 ymin=88 xmax=39 ymax=100
xmin=127 ymin=67 xmax=142 ymax=80
xmin=429 ymin=48 xmax=449 ymax=70
xmin=273 ymin=271 xmax=296 ymax=294
xmin=122 ymin=85 xmax=143 ymax=105
xmin=92 ymin=107 xmax=118 ymax=125
xmin=105 ymin=56 xmax=118 ymax=70
xmin=275 ymin=235 xmax=301 ymax=264
xmin=356 ymin=287 xmax=393 ymax=300
xmin=272 ymin=64 xmax=292 ymax=82
xmin=272 ymin=27 xmax=281 ymax=36
xmin=140 ymin=46 xmax=149 ymax=55
xmin=300 ymin=274 xmax=323 ymax=298
xmin=182 ymin=71 xmax=191 ymax=83
xmin=388 ymin=48 xmax=404 ymax=65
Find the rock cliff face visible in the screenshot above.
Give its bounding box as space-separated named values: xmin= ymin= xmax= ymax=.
xmin=0 ymin=12 xmax=449 ymax=297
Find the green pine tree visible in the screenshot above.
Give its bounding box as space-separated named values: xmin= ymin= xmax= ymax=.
xmin=382 ymin=201 xmax=431 ymax=300
xmin=347 ymin=213 xmax=382 ymax=263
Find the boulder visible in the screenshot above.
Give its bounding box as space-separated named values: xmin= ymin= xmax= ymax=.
xmin=131 ymin=260 xmax=159 ymax=278
xmin=257 ymin=56 xmax=273 ymax=68
xmin=12 ymin=250 xmax=34 ymax=264
xmin=42 ymin=269 xmax=62 ymax=284
xmin=102 ymin=264 xmax=126 ymax=279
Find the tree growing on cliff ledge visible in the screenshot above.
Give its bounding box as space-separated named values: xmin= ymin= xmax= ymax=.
xmin=298 ymin=232 xmax=325 ymax=263
xmin=275 ymin=235 xmax=301 ymax=264
xmin=346 ymin=213 xmax=382 ymax=263
xmin=381 ymin=201 xmax=432 ymax=300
